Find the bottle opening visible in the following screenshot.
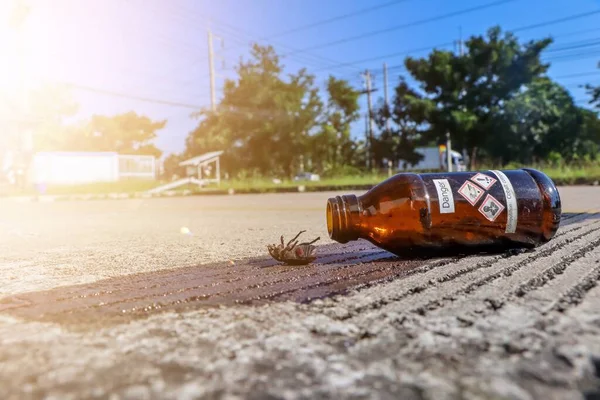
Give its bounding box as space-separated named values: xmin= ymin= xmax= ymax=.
xmin=326 ymin=195 xmax=359 ymax=244
xmin=326 ymin=201 xmax=334 ymax=238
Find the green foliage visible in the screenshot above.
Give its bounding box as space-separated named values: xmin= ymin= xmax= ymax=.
xmin=161 ymin=153 xmax=186 ymax=180
xmin=495 ymin=77 xmax=583 ymax=164
xmin=588 ymin=62 xmax=600 ymax=110
xmin=28 ymin=86 xmax=165 ymax=157
xmin=546 ymin=151 xmax=564 ymax=168
xmin=185 ymin=44 xmax=325 ymax=178
xmin=373 ymin=78 xmax=425 ymax=167
xmin=320 ymin=164 xmax=363 ymax=179
xmin=182 ymin=45 xmax=365 ymax=179
xmin=576 ymin=109 xmax=600 ymax=161
xmin=16 ymin=26 xmax=600 ymax=184
xmin=401 ymin=26 xmax=553 ymax=168
xmin=78 ymin=112 xmax=165 ymax=157
xmin=151 ymin=30 xmax=600 ymax=180
xmin=29 ymin=84 xmax=79 ymax=152
xmin=311 ymin=76 xmax=362 ymax=173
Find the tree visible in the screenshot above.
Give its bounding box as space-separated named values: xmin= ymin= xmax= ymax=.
xmin=586 ymin=62 xmax=600 ymax=110
xmin=373 ymin=77 xmax=426 ymax=168
xmin=311 ymin=76 xmax=361 ymax=175
xmin=574 ymin=108 xmax=600 ymax=162
xmin=403 ymin=26 xmax=552 ymax=168
xmin=28 ymin=84 xmax=79 ymax=152
xmin=161 ymin=153 xmax=186 ymax=180
xmin=76 ymin=111 xmax=165 ymax=157
xmin=185 ymin=44 xmax=323 ymax=178
xmin=495 ymin=78 xmax=582 ymax=164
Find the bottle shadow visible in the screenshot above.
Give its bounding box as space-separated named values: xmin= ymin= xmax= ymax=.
xmin=371 ymin=212 xmax=599 ymax=261
xmin=385 ymin=243 xmax=534 ymax=261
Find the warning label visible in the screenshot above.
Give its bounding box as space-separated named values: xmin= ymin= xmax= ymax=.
xmin=490 ymin=170 xmax=518 ymax=233
xmin=458 ymin=180 xmax=484 ymax=206
xmin=433 ymin=179 xmax=455 ymax=214
xmin=470 ymin=172 xmax=497 ymax=190
xmin=478 ymin=194 xmax=505 ymax=222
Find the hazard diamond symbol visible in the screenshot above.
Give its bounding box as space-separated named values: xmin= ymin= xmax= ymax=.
xmin=470 ymin=172 xmax=497 ymax=190
xmin=458 ymin=180 xmax=484 ymax=206
xmin=478 ymin=194 xmax=505 ymax=222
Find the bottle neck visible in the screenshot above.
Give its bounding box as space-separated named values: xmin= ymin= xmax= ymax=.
xmin=327 ymin=195 xmax=361 ymax=243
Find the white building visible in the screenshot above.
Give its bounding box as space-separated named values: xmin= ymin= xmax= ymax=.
xmin=28 ymin=151 xmax=156 ymax=185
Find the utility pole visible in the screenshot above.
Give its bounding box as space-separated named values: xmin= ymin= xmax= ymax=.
xmin=364 ymin=70 xmax=375 ymax=170
xmin=207 ymin=28 xmax=225 ymax=112
xmin=208 ymin=30 xmax=216 ymax=111
xmin=383 ymin=62 xmax=390 ymax=133
xmin=456 ymin=26 xmax=464 ymax=56
xmin=446 ymin=132 xmax=452 ymax=172
xmin=448 ymin=31 xmax=464 ymax=169
xmin=358 ymin=71 xmax=378 ymax=170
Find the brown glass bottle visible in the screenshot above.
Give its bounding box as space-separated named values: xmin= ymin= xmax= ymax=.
xmin=326 ymin=168 xmax=561 ymax=256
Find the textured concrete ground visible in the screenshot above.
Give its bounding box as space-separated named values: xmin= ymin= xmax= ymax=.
xmin=0 ymin=186 xmax=599 ymax=399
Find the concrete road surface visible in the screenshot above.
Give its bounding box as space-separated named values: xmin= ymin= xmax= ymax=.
xmin=0 ymin=186 xmax=599 ymax=399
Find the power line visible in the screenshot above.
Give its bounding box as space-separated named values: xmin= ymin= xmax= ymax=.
xmin=555 ymin=71 xmax=600 ymax=79
xmin=545 ymin=50 xmax=600 ymax=63
xmin=168 ymin=1 xmax=423 ymax=72
xmin=63 ymin=82 xmax=206 ymax=110
xmin=116 ymin=2 xmax=600 ymax=102
xmin=312 ymin=42 xmax=455 ymax=73
xmin=113 ymin=2 xmax=600 ymax=104
xmin=317 ymin=17 xmax=600 ymax=77
xmin=62 ymin=81 xmax=330 ymax=118
xmin=267 ymin=0 xmax=413 ymax=39
xmin=169 ymin=4 xmax=362 ymax=74
xmin=280 ymin=0 xmax=515 ymax=56
xmin=556 ymin=26 xmax=600 ymax=39
xmin=58 ymin=7 xmax=600 ymax=112
xmin=545 ymin=37 xmax=600 ymax=53
xmin=512 ymin=9 xmax=600 ymax=33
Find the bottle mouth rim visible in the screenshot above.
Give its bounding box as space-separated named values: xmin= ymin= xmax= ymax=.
xmin=326 ymin=201 xmax=334 ymax=238
xmin=326 ymin=195 xmax=359 ymax=243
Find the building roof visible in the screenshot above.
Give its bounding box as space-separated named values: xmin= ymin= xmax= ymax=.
xmin=179 ymin=151 xmax=224 ymax=167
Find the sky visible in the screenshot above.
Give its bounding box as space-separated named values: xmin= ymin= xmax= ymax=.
xmin=1 ymin=0 xmax=600 ymax=159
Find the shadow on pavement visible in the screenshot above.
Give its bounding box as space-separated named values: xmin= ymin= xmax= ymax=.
xmin=1 ymin=211 xmax=596 ymax=329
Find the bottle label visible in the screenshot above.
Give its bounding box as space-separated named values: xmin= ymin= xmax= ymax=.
xmin=425 ymin=170 xmax=520 ymax=234
xmin=432 ymin=179 xmax=455 ymax=214
xmin=470 ymin=172 xmax=497 ymax=190
xmin=478 ymin=194 xmax=505 ymax=222
xmin=490 ymin=170 xmax=518 ymax=233
xmin=457 ymin=180 xmax=484 ymax=206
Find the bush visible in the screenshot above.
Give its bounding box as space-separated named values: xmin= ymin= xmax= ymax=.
xmin=321 ymin=164 xmax=364 ymax=178
xmin=547 ymin=151 xmax=564 ymax=168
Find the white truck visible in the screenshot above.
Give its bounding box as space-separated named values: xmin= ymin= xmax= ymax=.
xmin=398 ymin=147 xmax=467 ymax=172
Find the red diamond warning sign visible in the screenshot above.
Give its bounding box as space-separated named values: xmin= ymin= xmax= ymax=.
xmin=458 ymin=180 xmax=484 ymax=206
xmin=478 ymin=194 xmax=505 ymax=222
xmin=470 ymin=172 xmax=497 ymax=190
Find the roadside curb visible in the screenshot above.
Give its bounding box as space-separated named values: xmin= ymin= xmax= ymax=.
xmin=2 ymin=178 xmax=598 ymax=202
xmin=2 ymin=185 xmax=375 ymax=202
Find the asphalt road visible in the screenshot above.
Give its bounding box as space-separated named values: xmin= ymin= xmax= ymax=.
xmin=0 ymin=186 xmax=599 ymax=399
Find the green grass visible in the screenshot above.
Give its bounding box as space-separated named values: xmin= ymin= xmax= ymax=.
xmin=222 ymin=174 xmax=388 ymax=191
xmin=478 ymin=163 xmax=600 ymax=184
xmin=46 ymin=180 xmax=161 ymax=195
xmin=221 ymin=164 xmax=600 ymax=191
xmin=538 ymin=164 xmax=600 ymax=182
xmin=1 ymin=179 xmax=161 ymax=196
xmin=2 ymin=164 xmax=598 ymax=197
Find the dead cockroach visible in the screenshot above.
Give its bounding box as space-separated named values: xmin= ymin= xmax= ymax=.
xmin=267 ymin=230 xmax=320 ymax=265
